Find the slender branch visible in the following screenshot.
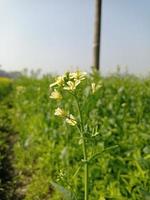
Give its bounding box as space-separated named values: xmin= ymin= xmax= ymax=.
xmin=74 ymin=94 xmax=88 ymax=200
xmin=74 ymin=95 xmax=84 ymax=131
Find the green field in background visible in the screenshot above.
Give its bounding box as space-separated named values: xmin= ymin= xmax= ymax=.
xmin=0 ymin=72 xmax=150 ymax=199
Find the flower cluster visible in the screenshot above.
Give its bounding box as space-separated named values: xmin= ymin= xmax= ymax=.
xmin=50 ymin=71 xmax=87 ymax=91
xmin=49 ymin=71 xmax=87 ymax=126
xmin=49 ymin=71 xmax=102 ymax=126
xmin=49 ymin=89 xmax=62 ymax=100
xmin=91 ymin=81 xmax=102 ymax=94
xmin=54 ymin=107 xmax=77 ymax=126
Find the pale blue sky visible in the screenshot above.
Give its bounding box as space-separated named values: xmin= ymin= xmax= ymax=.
xmin=0 ymin=0 xmax=150 ymax=75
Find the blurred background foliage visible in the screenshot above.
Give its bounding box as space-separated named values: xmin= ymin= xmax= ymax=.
xmin=0 ymin=71 xmax=150 ymax=199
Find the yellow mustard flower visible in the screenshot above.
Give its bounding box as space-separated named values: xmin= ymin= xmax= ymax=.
xmin=54 ymin=107 xmax=66 ymax=117
xmin=91 ymin=81 xmax=102 ymax=93
xmin=66 ymin=114 xmax=77 ymax=126
xmin=50 ymin=75 xmax=65 ymax=88
xmin=69 ymin=71 xmax=87 ymax=81
xmin=64 ymin=80 xmax=80 ymax=91
xmin=91 ymin=83 xmax=96 ymax=93
xmin=49 ymin=89 xmax=62 ymax=100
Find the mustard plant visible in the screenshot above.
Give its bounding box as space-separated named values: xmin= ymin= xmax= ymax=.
xmin=49 ymin=71 xmax=102 ymax=200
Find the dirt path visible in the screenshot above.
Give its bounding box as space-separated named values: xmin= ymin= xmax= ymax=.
xmin=0 ymin=99 xmax=22 ymax=199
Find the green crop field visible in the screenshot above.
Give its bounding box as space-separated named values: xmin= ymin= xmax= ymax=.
xmin=0 ymin=71 xmax=150 ymax=200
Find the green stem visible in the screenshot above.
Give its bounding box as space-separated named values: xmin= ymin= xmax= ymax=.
xmin=74 ymin=95 xmax=83 ymax=131
xmin=75 ymin=95 xmax=88 ymax=200
xmin=82 ymin=137 xmax=88 ymax=200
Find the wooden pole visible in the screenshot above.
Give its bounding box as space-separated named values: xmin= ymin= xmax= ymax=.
xmin=93 ymin=0 xmax=102 ymax=70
